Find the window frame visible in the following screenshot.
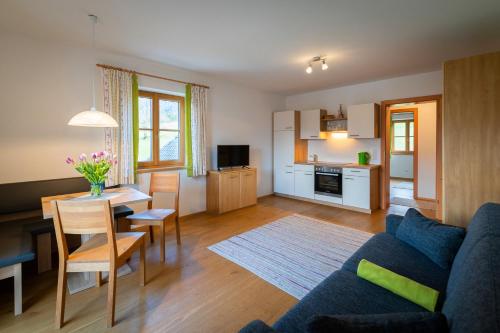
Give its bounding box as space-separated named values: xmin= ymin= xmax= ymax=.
xmin=138 ymin=90 xmax=185 ymax=169
xmin=391 ymin=119 xmax=414 ymax=155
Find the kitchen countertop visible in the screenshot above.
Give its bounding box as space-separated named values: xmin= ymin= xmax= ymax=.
xmin=295 ymin=161 xmax=380 ymax=169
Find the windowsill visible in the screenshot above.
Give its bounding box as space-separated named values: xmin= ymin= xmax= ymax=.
xmin=137 ymin=165 xmax=186 ymax=174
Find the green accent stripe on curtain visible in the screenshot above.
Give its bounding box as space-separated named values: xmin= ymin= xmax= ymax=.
xmin=132 ymin=74 xmax=139 ymax=182
xmin=185 ymin=84 xmax=193 ymax=177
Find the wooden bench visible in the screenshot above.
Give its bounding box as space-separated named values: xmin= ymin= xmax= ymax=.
xmin=0 ymin=177 xmax=135 ymax=315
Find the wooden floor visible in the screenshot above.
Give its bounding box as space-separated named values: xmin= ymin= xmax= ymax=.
xmin=0 ymin=195 xmax=417 ymax=333
xmin=390 ymin=179 xmax=437 ymax=213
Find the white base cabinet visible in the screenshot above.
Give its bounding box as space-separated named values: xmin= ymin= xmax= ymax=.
xmin=294 ymin=164 xmax=314 ymax=199
xmin=343 ymin=174 xmax=371 ymax=209
xmin=275 ymin=168 xmax=294 ymax=195
xmin=342 ymin=167 xmax=378 ymax=210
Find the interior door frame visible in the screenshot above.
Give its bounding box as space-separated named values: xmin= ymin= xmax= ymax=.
xmin=380 ymin=94 xmax=443 ymax=219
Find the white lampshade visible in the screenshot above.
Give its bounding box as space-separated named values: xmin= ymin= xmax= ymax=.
xmin=68 ymin=107 xmax=118 ymax=127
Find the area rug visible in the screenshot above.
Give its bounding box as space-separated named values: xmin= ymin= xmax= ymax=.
xmin=208 ymin=214 xmax=373 ymax=299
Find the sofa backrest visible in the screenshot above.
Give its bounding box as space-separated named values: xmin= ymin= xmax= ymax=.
xmin=0 ymin=177 xmax=88 ymax=214
xmin=442 ymin=203 xmax=500 ymax=333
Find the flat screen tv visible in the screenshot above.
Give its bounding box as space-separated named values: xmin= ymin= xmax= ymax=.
xmin=217 ymin=145 xmax=249 ymax=169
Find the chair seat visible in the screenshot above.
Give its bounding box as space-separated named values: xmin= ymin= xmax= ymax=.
xmin=68 ymin=232 xmax=145 ymax=263
xmin=127 ymin=209 xmax=176 ymax=222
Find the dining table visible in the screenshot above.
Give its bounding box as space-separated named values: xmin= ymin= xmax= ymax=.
xmin=41 ymin=186 xmax=152 ymax=294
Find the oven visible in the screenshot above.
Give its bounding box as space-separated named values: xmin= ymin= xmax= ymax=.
xmin=314 ymin=165 xmax=342 ymax=197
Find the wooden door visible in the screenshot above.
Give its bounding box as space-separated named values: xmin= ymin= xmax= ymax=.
xmin=220 ymin=172 xmax=241 ymax=213
xmin=443 ymin=52 xmax=500 ymax=227
xmin=240 ymin=170 xmax=257 ymax=207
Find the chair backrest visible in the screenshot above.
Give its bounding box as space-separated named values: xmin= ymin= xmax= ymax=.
xmin=148 ymin=173 xmax=180 ymax=211
xmin=51 ymin=199 xmax=117 ymax=260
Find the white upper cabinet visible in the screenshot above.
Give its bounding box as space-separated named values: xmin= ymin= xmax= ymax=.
xmin=300 ymin=109 xmax=327 ymax=139
xmin=274 ymin=110 xmax=296 ymax=131
xmin=347 ymin=103 xmax=380 ymax=139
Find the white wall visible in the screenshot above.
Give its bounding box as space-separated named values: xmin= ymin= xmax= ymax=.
xmin=415 ymin=102 xmax=437 ymax=199
xmin=0 ymin=31 xmax=285 ymax=216
xmin=388 ymin=102 xmax=437 ymax=198
xmin=285 ymin=71 xmax=442 ymax=164
xmin=390 ymin=155 xmax=414 ymax=179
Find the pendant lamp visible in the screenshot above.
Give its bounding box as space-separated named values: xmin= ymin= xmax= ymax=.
xmin=68 ymin=15 xmax=118 ymax=128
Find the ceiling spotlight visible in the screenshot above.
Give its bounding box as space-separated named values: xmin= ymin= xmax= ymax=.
xmin=322 ymin=60 xmax=328 ymax=70
xmin=305 ymin=56 xmax=328 ymax=74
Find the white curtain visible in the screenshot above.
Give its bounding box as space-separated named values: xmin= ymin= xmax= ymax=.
xmin=102 ymin=68 xmax=134 ymax=185
xmin=190 ymin=85 xmax=208 ymax=176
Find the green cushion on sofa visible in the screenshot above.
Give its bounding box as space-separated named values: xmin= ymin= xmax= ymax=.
xmin=357 ymin=259 xmax=439 ymax=311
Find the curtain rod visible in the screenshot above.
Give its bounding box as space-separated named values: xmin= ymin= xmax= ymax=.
xmin=96 ymin=64 xmax=210 ymax=89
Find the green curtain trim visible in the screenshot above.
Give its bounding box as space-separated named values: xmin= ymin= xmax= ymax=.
xmin=185 ymin=84 xmax=193 ymax=177
xmin=132 ymin=74 xmax=139 ymax=182
xmin=357 ymin=259 xmax=439 ymax=311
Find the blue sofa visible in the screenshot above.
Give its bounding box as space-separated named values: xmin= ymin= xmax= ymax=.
xmin=240 ymin=203 xmax=500 ymax=333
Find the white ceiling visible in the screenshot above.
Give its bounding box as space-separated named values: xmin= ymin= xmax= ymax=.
xmin=1 ymin=0 xmax=500 ymax=95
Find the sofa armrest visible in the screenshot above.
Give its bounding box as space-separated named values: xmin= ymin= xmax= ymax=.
xmin=386 ymin=214 xmax=404 ymax=236
xmin=239 ymin=320 xmax=277 ymax=333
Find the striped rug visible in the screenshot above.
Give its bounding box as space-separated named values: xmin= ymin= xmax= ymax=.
xmin=208 ymin=214 xmax=373 ymax=299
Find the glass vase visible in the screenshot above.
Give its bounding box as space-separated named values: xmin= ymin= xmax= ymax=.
xmin=90 ymin=182 xmax=105 ymax=196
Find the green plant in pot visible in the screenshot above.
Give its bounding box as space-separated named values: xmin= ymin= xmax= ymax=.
xmin=358 ymin=151 xmax=370 ymax=165
xmin=65 ymin=151 xmax=116 ymax=196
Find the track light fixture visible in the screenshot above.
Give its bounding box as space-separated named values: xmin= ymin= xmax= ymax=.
xmin=322 ymin=59 xmax=328 ymax=70
xmin=305 ymin=56 xmax=328 ymax=74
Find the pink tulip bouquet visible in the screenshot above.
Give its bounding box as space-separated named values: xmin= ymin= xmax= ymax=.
xmin=66 ymin=151 xmax=117 ymax=196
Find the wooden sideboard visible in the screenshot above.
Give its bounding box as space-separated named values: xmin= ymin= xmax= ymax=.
xmin=206 ymin=168 xmax=257 ymax=214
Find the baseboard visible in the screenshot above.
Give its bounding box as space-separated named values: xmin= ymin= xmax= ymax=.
xmin=273 ymin=193 xmax=373 ymax=214
xmin=179 ymin=211 xmax=207 ymax=221
xmin=415 ymin=197 xmax=437 ymax=203
xmin=390 ymin=177 xmax=414 ymax=181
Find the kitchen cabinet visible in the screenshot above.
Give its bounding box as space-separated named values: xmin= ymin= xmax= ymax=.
xmin=343 ymin=174 xmax=370 ymax=209
xmin=273 ymin=111 xmax=307 ymax=196
xmin=207 ymin=168 xmax=257 ymax=214
xmin=300 ymin=109 xmax=327 ymax=139
xmin=347 ymin=103 xmax=380 ymax=138
xmin=294 ymin=164 xmax=314 ymax=199
xmin=275 ymin=169 xmax=294 ymax=195
xmin=342 ymin=167 xmax=379 ymax=210
xmin=273 ymin=130 xmax=295 ymax=195
xmin=274 ymin=130 xmax=295 ymax=169
xmin=274 ymin=110 xmax=296 ymax=131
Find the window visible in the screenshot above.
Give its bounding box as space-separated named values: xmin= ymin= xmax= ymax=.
xmin=392 ymin=119 xmax=414 ymax=154
xmin=138 ymin=91 xmax=185 ymax=168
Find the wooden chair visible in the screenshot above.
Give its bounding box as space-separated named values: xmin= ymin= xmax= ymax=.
xmin=51 ymin=199 xmax=147 ymax=328
xmin=127 ymin=173 xmax=181 ymax=262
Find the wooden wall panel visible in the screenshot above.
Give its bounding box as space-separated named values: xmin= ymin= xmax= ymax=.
xmin=443 ymin=51 xmax=500 ymax=227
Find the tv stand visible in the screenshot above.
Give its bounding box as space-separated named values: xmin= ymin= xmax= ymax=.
xmin=206 ymin=168 xmax=257 ymax=214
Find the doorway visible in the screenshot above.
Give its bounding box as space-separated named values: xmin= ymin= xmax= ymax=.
xmin=380 ymin=95 xmax=442 ymax=219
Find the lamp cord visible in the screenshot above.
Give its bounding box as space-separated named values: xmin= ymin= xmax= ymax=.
xmin=90 ymin=15 xmax=97 ymax=110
